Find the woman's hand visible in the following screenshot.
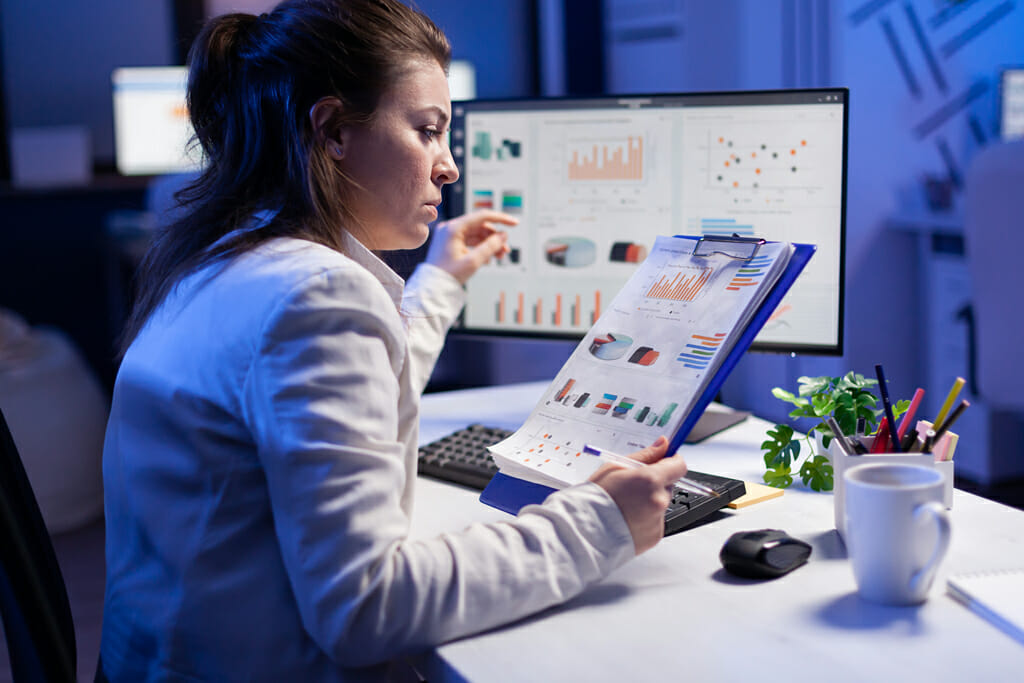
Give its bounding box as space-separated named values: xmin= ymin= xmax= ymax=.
xmin=588 ymin=436 xmax=690 ymax=554
xmin=426 ymin=210 xmax=517 ymax=284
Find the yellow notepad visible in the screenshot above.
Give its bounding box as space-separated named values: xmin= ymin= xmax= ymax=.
xmin=727 ymin=481 xmax=784 ymax=509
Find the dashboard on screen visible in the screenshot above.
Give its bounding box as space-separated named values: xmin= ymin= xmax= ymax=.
xmin=112 ymin=66 xmax=203 ymax=176
xmin=1000 ymin=68 xmax=1024 ymax=141
xmin=447 ymin=89 xmax=848 ymax=355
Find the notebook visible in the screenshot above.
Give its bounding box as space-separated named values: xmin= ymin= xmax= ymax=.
xmin=947 ymin=569 xmax=1024 ymax=644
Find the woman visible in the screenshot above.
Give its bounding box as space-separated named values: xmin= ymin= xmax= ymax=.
xmin=100 ymin=1 xmax=690 ymax=680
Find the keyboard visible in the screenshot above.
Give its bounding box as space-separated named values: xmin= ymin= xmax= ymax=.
xmin=417 ymin=424 xmax=747 ymax=535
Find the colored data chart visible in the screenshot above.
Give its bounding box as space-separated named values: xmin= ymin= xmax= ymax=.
xmin=494 ymin=290 xmax=602 ymax=327
xmin=693 ymin=217 xmax=756 ymax=237
xmin=472 ymin=189 xmax=493 ymax=210
xmin=589 ymin=332 xmax=633 ymax=360
xmin=677 ymin=332 xmax=726 ymax=370
xmin=567 ymin=135 xmax=644 ymax=182
xmin=544 ymin=237 xmax=597 ymax=267
xmin=609 ymin=241 xmax=648 ymax=263
xmin=502 ymin=190 xmax=523 ymax=213
xmin=726 ymin=253 xmax=773 ymax=291
xmin=472 ymin=131 xmax=522 ymax=160
xmin=611 ymin=397 xmax=636 ymax=419
xmin=550 ymin=378 xmax=678 ymax=428
xmin=472 ymin=189 xmax=524 ymax=213
xmin=709 ymin=133 xmax=808 ymax=190
xmin=592 ymin=393 xmax=617 ymax=415
xmin=627 ymin=346 xmax=659 ymax=366
xmin=645 ymin=265 xmax=713 ymax=302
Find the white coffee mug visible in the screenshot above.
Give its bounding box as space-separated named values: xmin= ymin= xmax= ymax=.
xmin=843 ymin=463 xmax=951 ymax=605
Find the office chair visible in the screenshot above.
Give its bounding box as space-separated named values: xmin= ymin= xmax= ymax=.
xmin=962 ymin=139 xmax=1024 ymax=411
xmin=0 ymin=405 xmax=77 ymax=682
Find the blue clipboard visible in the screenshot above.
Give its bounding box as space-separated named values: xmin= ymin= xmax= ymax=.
xmin=479 ymin=237 xmax=817 ymax=515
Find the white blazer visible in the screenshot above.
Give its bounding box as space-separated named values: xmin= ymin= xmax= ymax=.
xmin=100 ymin=233 xmax=634 ymax=681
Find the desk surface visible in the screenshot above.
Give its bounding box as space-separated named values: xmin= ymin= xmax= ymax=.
xmin=411 ymin=382 xmax=1024 ymax=682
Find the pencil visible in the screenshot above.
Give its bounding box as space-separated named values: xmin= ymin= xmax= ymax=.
xmin=875 ymin=364 xmax=902 ymax=452
xmin=897 ymin=388 xmax=925 ymax=439
xmin=933 ymin=377 xmax=965 ymax=432
xmin=932 ymin=400 xmax=970 ymax=444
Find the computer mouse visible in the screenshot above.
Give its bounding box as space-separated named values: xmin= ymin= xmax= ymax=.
xmin=719 ymin=529 xmax=812 ymax=579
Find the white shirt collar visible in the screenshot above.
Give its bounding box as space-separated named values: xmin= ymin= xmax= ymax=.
xmin=339 ymin=230 xmax=405 ymax=309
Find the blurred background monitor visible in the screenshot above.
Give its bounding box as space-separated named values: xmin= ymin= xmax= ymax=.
xmin=1000 ymin=67 xmax=1024 ymax=141
xmin=112 ymin=66 xmax=202 ymax=176
xmin=448 ymin=59 xmax=477 ymax=102
xmin=448 ymin=88 xmax=848 ymax=355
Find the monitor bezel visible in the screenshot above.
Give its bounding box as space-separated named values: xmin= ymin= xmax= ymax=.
xmin=446 ymin=87 xmax=848 ymax=356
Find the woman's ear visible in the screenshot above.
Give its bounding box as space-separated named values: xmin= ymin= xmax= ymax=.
xmin=310 ymin=96 xmax=346 ymax=161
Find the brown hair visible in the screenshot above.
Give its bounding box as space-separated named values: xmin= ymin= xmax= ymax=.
xmin=119 ymin=0 xmax=450 ymax=354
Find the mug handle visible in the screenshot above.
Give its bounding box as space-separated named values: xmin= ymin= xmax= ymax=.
xmin=908 ymin=501 xmax=952 ymax=596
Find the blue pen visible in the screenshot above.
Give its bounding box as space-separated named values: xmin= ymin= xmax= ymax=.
xmin=874 ymin=364 xmax=902 ymax=452
xmin=582 ymin=444 xmax=719 ymax=497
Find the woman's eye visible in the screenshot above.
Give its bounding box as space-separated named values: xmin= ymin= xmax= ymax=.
xmin=422 ymin=128 xmax=439 ymax=140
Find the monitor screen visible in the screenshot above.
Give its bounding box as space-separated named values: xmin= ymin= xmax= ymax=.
xmin=1000 ymin=68 xmax=1024 ymax=141
xmin=447 ymin=88 xmax=848 ymax=355
xmin=112 ymin=66 xmax=203 ymax=176
xmin=448 ymin=60 xmax=477 ymax=102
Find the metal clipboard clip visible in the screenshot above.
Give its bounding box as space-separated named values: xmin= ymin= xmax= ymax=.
xmin=693 ymin=234 xmax=766 ymax=261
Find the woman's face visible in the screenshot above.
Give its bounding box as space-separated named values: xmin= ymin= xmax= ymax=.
xmin=340 ymin=59 xmax=459 ymax=251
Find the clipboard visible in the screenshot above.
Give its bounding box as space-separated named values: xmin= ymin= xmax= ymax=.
xmin=480 ymin=236 xmax=817 ymax=515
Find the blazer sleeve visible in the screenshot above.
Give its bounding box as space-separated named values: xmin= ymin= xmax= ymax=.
xmin=401 ymin=262 xmax=465 ymax=396
xmin=241 ymin=265 xmax=635 ymax=669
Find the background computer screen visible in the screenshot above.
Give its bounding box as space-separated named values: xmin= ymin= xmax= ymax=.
xmin=448 ymin=88 xmax=848 ymax=355
xmin=112 ymin=66 xmax=203 ymax=176
xmin=1000 ymin=68 xmax=1024 ymax=141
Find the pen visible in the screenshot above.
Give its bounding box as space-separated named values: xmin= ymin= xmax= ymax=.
xmin=869 ymin=416 xmax=890 ymax=453
xmin=824 ymin=416 xmax=856 ymax=456
xmin=933 ymin=377 xmax=965 ymax=432
xmin=582 ymin=444 xmax=720 ymax=498
xmin=896 ymin=387 xmax=925 ymax=440
xmin=925 ymin=400 xmax=970 ymax=454
xmin=875 ymin=364 xmax=902 ymax=452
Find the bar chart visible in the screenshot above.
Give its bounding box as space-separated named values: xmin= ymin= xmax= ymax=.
xmin=645 ymin=266 xmax=713 ymax=302
xmin=567 ymin=135 xmax=644 ymax=182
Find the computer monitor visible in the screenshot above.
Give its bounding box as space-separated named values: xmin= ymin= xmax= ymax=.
xmin=112 ymin=66 xmax=203 ymax=176
xmin=447 ymin=88 xmax=848 ymax=355
xmin=448 ymin=60 xmax=477 ymax=102
xmin=999 ymin=67 xmax=1024 ymax=141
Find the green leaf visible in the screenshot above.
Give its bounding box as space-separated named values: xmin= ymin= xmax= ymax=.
xmin=811 ymin=394 xmax=836 ymax=417
xmin=763 ymin=463 xmax=794 ymax=489
xmin=892 ymin=398 xmax=910 ymax=421
xmin=772 ymin=387 xmax=810 ymax=409
xmin=761 ymin=425 xmax=800 ymax=468
xmin=799 ymin=455 xmax=834 ymax=491
xmin=797 ymin=375 xmax=831 ymax=397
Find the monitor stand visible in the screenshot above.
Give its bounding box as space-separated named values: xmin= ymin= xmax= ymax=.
xmin=684 ymin=403 xmax=751 ymax=443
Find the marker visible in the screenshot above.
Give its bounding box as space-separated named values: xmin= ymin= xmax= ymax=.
xmin=825 ymin=416 xmax=856 ymax=456
xmin=582 ymin=444 xmax=719 ymax=497
xmin=896 ymin=388 xmax=925 ymax=440
xmin=869 ymin=416 xmax=890 ymax=453
xmin=875 ymin=364 xmax=902 ymax=452
xmin=932 ymin=400 xmax=970 ymax=447
xmin=934 ymin=377 xmax=966 ymax=432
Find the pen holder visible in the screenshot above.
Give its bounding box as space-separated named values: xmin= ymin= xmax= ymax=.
xmin=829 ymin=439 xmax=953 ymax=543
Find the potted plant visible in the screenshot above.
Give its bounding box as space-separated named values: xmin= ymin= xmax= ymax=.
xmin=760 ymin=372 xmax=908 ymax=491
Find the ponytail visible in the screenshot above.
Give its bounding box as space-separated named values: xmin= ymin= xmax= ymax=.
xmin=119 ymin=0 xmax=451 ymax=355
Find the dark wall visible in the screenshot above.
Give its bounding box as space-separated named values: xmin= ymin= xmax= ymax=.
xmin=0 ymin=184 xmax=148 ymax=393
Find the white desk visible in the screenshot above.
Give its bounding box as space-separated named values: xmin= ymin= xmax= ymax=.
xmin=411 ymin=382 xmax=1024 ymax=682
